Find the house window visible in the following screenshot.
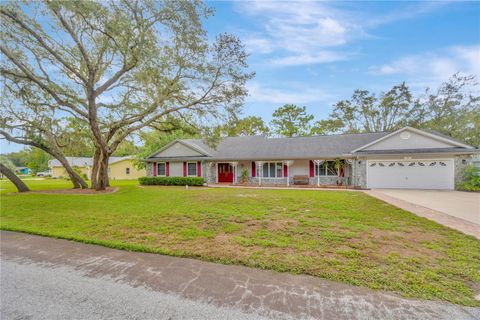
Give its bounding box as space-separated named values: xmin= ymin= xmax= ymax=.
xmin=187 ymin=162 xmax=197 ymax=176
xmin=262 ymin=162 xmax=283 ymax=178
xmin=315 ymin=161 xmax=338 ymax=176
xmin=126 ymin=167 xmax=130 ymax=175
xmin=157 ymin=162 xmax=166 ymax=176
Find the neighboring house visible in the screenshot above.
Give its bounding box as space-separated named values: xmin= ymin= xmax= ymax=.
xmin=48 ymin=156 xmax=145 ymax=180
xmin=15 ymin=167 xmax=31 ymax=175
xmin=144 ymin=127 xmax=479 ymax=190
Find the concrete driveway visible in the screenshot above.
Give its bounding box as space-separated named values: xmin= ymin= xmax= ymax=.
xmin=366 ymin=189 xmax=480 ymax=239
xmin=373 ymin=189 xmax=479 ymax=224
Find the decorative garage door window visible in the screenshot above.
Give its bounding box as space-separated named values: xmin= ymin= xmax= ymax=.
xmin=370 ymin=161 xmax=447 ymax=167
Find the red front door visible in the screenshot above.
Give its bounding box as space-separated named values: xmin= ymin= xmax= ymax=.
xmin=218 ymin=163 xmax=234 ymax=183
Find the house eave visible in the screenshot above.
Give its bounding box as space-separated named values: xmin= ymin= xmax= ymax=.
xmin=145 ymin=155 xmax=357 ymax=162
xmin=352 ymin=148 xmax=479 ymax=156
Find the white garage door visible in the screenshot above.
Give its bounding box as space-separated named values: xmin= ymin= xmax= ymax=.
xmin=367 ymin=159 xmax=454 ymax=190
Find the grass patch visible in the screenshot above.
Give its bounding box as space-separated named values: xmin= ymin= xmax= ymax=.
xmin=1 ymin=179 xmax=479 ymax=306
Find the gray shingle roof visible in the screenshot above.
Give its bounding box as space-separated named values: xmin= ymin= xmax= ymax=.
xmin=353 ymin=147 xmax=479 ymax=155
xmin=148 ymin=132 xmax=391 ymax=161
xmin=48 ymin=156 xmax=132 ymax=167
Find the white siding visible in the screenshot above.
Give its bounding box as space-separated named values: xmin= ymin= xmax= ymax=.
xmin=365 ymin=130 xmax=455 ymax=151
xmin=169 ymin=161 xmax=184 ymax=177
xmin=289 ymin=160 xmax=309 ymax=176
xmin=154 ymin=142 xmax=203 ymax=157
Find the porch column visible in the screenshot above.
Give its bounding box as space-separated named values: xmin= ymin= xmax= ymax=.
xmin=313 ymin=160 xmax=324 ymax=187
xmin=215 ymin=162 xmax=218 ymax=184
xmin=256 ymin=161 xmax=263 ymax=186
xmin=284 ymin=160 xmax=294 ymax=187
xmin=345 ymin=159 xmax=354 ymax=186
xmin=231 ymin=162 xmax=238 ymax=184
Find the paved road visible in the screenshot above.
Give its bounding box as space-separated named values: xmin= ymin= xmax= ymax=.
xmin=1 ymin=231 xmax=479 ymax=320
xmin=1 ymin=260 xmax=279 ymax=320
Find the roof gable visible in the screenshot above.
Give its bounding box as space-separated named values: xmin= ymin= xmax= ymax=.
xmin=148 ymin=140 xmax=210 ymax=159
xmin=352 ymin=127 xmax=473 ymax=152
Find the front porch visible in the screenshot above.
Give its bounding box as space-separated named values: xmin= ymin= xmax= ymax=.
xmin=205 ymin=159 xmax=355 ymax=188
xmin=208 ymin=183 xmax=360 ymax=190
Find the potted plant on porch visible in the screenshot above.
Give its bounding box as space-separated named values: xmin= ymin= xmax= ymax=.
xmin=241 ymin=168 xmax=249 ymax=185
xmin=334 ymin=158 xmax=345 ymax=186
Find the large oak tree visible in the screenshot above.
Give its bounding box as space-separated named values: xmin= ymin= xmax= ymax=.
xmin=1 ymin=0 xmax=252 ymax=190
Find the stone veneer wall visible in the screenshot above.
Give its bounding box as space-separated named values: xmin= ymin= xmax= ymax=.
xmin=454 ymin=155 xmax=472 ymax=188
xmin=308 ymin=176 xmax=343 ymax=186
xmin=205 ymin=162 xmax=216 ymax=184
xmin=351 ymin=158 xmax=367 ymax=189
xmin=146 ymin=162 xmax=153 ymax=176
xmin=251 ymin=177 xmax=288 ymax=185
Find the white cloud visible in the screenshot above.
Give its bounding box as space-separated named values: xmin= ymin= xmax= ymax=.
xmin=246 ymin=82 xmax=334 ymax=104
xmin=236 ymin=1 xmax=361 ymax=66
xmin=235 ymin=1 xmax=450 ymax=67
xmin=369 ymin=45 xmax=480 ymax=80
xmin=452 ymin=45 xmax=480 ymax=75
xmin=271 ymin=52 xmax=348 ymax=66
xmin=243 ymin=37 xmax=274 ymax=54
xmin=366 ymin=1 xmax=450 ymax=27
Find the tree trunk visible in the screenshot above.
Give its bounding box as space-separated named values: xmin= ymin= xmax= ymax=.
xmin=0 ymin=164 xmax=30 ymax=192
xmin=91 ymin=147 xmax=110 ymax=191
xmin=90 ymin=148 xmax=101 ymax=189
xmin=56 ymin=155 xmax=89 ymax=189
xmin=0 ymin=132 xmax=88 ymax=189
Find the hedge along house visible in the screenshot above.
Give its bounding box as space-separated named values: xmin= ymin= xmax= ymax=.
xmin=144 ymin=127 xmax=479 ymax=190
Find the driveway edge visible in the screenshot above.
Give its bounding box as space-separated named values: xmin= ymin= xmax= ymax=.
xmin=365 ymin=190 xmax=480 ymax=240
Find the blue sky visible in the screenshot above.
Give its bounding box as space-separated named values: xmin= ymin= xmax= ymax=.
xmin=205 ymin=0 xmax=479 ymax=120
xmin=2 ymin=1 xmax=479 ymax=153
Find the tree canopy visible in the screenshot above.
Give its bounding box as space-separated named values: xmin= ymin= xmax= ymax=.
xmin=310 ymin=74 xmax=479 ymax=146
xmin=219 ymin=116 xmax=270 ymax=137
xmin=270 ymin=104 xmax=314 ymax=137
xmin=1 ymin=0 xmax=253 ymax=190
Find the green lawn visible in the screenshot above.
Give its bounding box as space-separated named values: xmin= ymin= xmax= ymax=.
xmin=1 ymin=179 xmax=479 ymax=306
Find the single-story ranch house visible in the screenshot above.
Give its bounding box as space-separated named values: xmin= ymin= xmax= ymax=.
xmin=144 ymin=127 xmax=479 ymax=190
xmin=49 ymin=156 xmax=145 ymax=180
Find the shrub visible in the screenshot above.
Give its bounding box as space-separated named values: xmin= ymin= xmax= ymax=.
xmin=457 ymin=165 xmax=480 ymax=192
xmin=138 ymin=176 xmax=205 ymax=186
